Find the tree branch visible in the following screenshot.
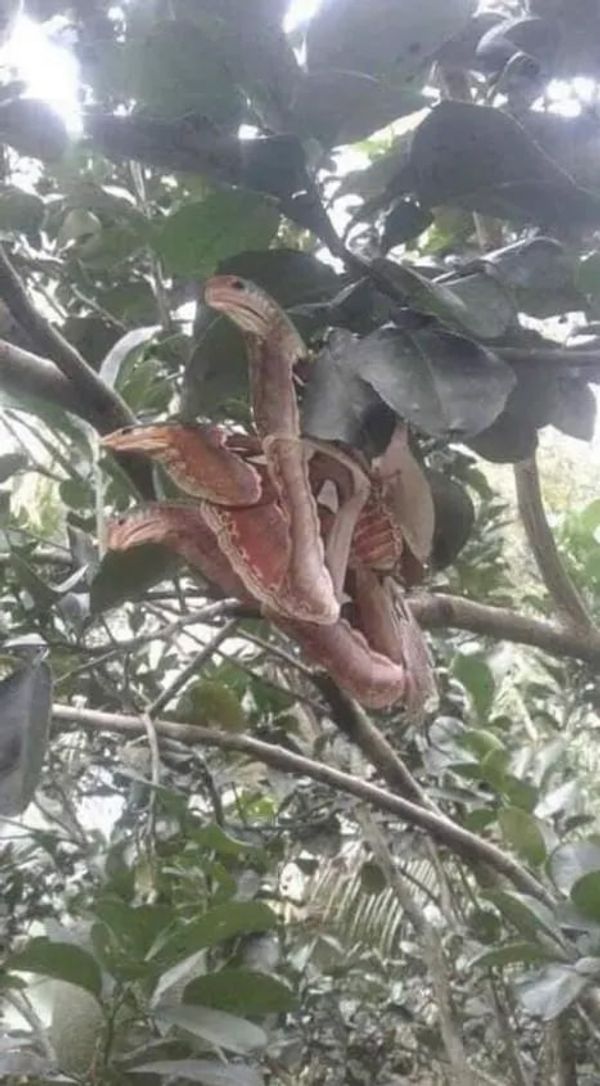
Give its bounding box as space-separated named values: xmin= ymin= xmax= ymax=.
xmin=0 ymin=246 xmax=135 ymax=434
xmin=514 ymin=455 xmax=593 ymax=632
xmin=410 ymin=592 xmax=600 ymax=667
xmin=497 ymin=345 xmax=600 ymax=376
xmin=52 ymin=702 xmax=553 ymax=904
xmin=0 ymin=339 xmax=154 ymax=497
xmin=360 ymin=809 xmax=480 ymax=1086
xmin=314 ymin=673 xmax=434 ymax=808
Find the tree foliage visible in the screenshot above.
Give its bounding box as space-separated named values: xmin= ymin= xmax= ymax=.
xmin=0 ymin=0 xmax=600 ymax=1083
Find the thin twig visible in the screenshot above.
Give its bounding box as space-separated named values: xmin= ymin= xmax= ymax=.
xmin=52 ymin=702 xmax=554 ymax=904
xmin=514 ymin=454 xmax=593 ymax=632
xmin=314 ymin=674 xmax=436 ymax=809
xmin=148 ymin=619 xmax=238 ymax=715
xmin=359 ymin=809 xmax=480 ymax=1086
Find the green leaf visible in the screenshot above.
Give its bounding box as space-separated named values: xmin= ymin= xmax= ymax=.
xmin=155 ymin=192 xmax=280 ymax=278
xmin=131 ymin=1059 xmax=263 ymax=1085
xmin=150 ymin=902 xmax=278 ymax=967
xmin=292 ymin=70 xmax=427 ymax=148
xmin=93 ymin=901 xmax=172 ymax=958
xmin=7 ymin=938 xmax=102 ymax=999
xmin=571 ymin=873 xmax=600 ymax=923
xmin=409 ymin=100 xmax=600 ymax=227
xmin=428 ymin=472 xmax=475 ymax=569
xmin=184 ymin=969 xmax=296 ymax=1016
xmin=302 ymin=325 xmax=515 ymax=448
xmin=129 ymin=20 xmax=245 ymax=126
xmin=192 ymin=824 xmax=259 ymax=859
xmin=0 ymin=97 xmax=68 ymax=160
xmin=0 ymin=187 xmax=44 ymax=234
xmin=453 ymin=655 xmax=495 ymax=720
xmin=548 ymin=840 xmax=600 ymax=895
xmin=381 ymin=261 xmax=515 ymax=341
xmin=175 ymin=680 xmax=246 ymax=732
xmin=90 ymin=544 xmax=179 ymax=613
xmin=468 ymin=942 xmax=556 ymax=971
xmin=306 ymin=0 xmax=474 ymax=83
xmin=155 ymin=1003 xmax=266 ymax=1055
xmin=516 ymin=964 xmax=589 ymax=1021
xmin=99 ymin=326 xmax=160 ymax=389
xmin=360 ymin=860 xmax=388 ymax=895
xmin=486 ymin=890 xmax=561 ymax=943
xmin=218 ymin=248 xmax=339 ymax=307
xmin=300 ymin=329 xmax=394 ymax=453
xmin=499 ymin=807 xmax=547 ymax=867
xmin=0 ymin=662 xmax=52 ymax=817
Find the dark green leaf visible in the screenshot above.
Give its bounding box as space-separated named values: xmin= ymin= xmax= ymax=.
xmin=486 ymin=890 xmax=561 ymax=942
xmin=90 ymin=544 xmax=179 ymax=613
xmin=184 ymin=969 xmax=296 ymax=1015
xmin=454 ymin=655 xmax=495 ymax=720
xmin=151 ymin=902 xmax=278 ymax=967
xmin=306 ymin=0 xmax=474 ymax=82
xmin=0 ymin=662 xmax=52 ymax=817
xmin=292 ymin=70 xmax=427 ymax=148
xmin=301 ymin=330 xmax=394 ymax=453
xmin=8 ymin=938 xmax=102 ymax=998
xmin=359 ymin=860 xmax=388 ymax=895
xmin=382 ymin=199 xmax=434 ymax=250
xmin=93 ymin=901 xmax=172 ymax=958
xmin=99 ymin=326 xmax=160 ymax=389
xmin=499 ymin=807 xmax=547 ymax=867
xmin=428 ymin=472 xmax=475 ymax=569
xmin=155 ymin=193 xmax=280 ymax=278
xmin=0 ymin=97 xmax=68 ymax=160
xmin=408 ymin=100 xmax=600 ymax=226
xmin=218 ymin=249 xmax=339 ymax=307
xmin=155 ymin=1003 xmax=266 ymax=1054
xmin=468 ymin=942 xmax=556 ymax=971
xmin=0 ymin=187 xmax=44 ymax=234
xmin=516 ymin=964 xmax=589 ymax=1020
xmin=176 ymin=680 xmax=246 ymax=732
xmin=571 ymin=873 xmax=600 ymax=923
xmin=129 ymin=21 xmax=244 ymax=126
xmin=380 ymin=262 xmax=515 ymax=341
xmin=347 ymin=326 xmax=515 ymax=439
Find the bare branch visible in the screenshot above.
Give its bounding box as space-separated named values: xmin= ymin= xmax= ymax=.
xmin=52 ymin=702 xmax=553 ymax=904
xmin=0 ymin=246 xmax=135 ymax=433
xmin=514 ymin=455 xmax=593 ymax=632
xmin=314 ymin=673 xmax=434 ymax=808
xmin=410 ymin=592 xmax=600 ymax=667
xmin=148 ymin=619 xmax=238 ymax=714
xmin=360 ymin=809 xmax=480 ymax=1086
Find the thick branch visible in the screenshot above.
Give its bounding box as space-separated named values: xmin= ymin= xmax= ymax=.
xmin=0 ymin=339 xmax=153 ymax=497
xmin=410 ymin=592 xmax=600 ymax=668
xmin=514 ymin=455 xmax=593 ymax=632
xmin=0 ymin=247 xmax=135 ymax=433
xmin=52 ymin=702 xmax=552 ymax=904
xmin=0 ymin=339 xmax=122 ymax=432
